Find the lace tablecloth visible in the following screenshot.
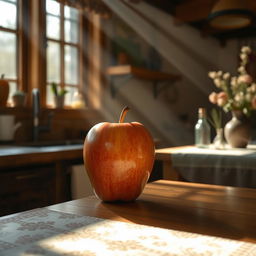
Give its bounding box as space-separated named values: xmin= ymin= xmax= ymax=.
xmin=0 ymin=208 xmax=255 ymax=255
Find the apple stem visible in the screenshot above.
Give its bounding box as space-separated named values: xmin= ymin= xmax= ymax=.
xmin=119 ymin=106 xmax=130 ymax=123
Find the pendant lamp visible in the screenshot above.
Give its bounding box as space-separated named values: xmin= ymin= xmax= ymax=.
xmin=208 ymin=0 xmax=254 ymax=30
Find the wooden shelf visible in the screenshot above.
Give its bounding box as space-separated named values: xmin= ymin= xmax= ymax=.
xmin=106 ymin=65 xmax=181 ymax=98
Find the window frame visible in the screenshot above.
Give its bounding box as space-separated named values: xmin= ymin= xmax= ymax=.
xmin=1 ymin=0 xmax=101 ymax=111
xmin=45 ymin=0 xmax=84 ymax=107
xmin=0 ymin=0 xmax=20 ymax=101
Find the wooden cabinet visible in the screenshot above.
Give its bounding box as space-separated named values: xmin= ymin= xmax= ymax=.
xmin=0 ymin=163 xmax=71 ymax=217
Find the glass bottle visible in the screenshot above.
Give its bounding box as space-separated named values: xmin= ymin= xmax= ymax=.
xmin=195 ymin=108 xmax=211 ymax=148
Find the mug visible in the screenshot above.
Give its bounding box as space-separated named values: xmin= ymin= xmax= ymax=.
xmin=0 ymin=115 xmax=21 ymax=141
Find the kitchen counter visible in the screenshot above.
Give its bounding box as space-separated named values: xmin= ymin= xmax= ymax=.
xmin=0 ymin=141 xmax=85 ymax=216
xmin=0 ymin=141 xmax=84 ymax=168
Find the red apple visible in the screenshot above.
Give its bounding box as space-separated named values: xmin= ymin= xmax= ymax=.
xmin=83 ymin=106 xmax=155 ymax=202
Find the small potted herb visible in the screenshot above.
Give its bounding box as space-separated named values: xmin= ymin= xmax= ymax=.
xmin=12 ymin=90 xmax=26 ymax=107
xmin=51 ymin=82 xmax=68 ymax=108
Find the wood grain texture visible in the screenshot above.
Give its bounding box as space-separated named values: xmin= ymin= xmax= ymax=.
xmin=48 ymin=179 xmax=256 ymax=243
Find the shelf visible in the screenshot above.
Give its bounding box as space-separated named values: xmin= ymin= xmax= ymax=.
xmin=106 ymin=65 xmax=181 ymax=98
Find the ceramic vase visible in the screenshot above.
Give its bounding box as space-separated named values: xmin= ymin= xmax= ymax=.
xmin=54 ymin=96 xmax=64 ymax=108
xmin=224 ymin=111 xmax=251 ymax=148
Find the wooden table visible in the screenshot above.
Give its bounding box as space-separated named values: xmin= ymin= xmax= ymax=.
xmin=48 ymin=179 xmax=256 ymax=243
xmin=155 ymin=146 xmax=190 ymax=180
xmin=155 ymin=145 xmax=256 ymax=188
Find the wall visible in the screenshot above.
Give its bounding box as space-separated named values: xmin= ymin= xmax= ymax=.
xmin=96 ymin=0 xmax=240 ymax=148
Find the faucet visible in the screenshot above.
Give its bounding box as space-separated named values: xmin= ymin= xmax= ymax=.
xmin=32 ymin=88 xmax=53 ymax=141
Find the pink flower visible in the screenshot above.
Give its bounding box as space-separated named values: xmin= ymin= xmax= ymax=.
xmin=251 ymin=97 xmax=256 ymax=109
xmin=209 ymin=92 xmax=218 ymax=104
xmin=237 ymin=74 xmax=253 ymax=84
xmin=217 ymin=92 xmax=228 ymax=107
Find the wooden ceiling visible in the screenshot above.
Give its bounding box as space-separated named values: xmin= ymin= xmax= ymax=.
xmin=143 ymin=0 xmax=256 ymax=41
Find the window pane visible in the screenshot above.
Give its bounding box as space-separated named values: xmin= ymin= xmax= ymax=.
xmin=65 ymin=86 xmax=78 ymax=106
xmin=64 ymin=6 xmax=78 ymax=21
xmin=0 ymin=31 xmax=16 ymax=79
xmin=46 ymin=84 xmax=54 ymax=106
xmin=65 ymin=20 xmax=78 ymax=43
xmin=8 ymin=81 xmax=17 ymax=105
xmin=0 ymin=0 xmax=17 ymax=29
xmin=46 ymin=0 xmax=60 ymax=16
xmin=47 ymin=15 xmax=60 ymax=40
xmin=47 ymin=41 xmax=60 ymax=83
xmin=65 ymin=45 xmax=78 ymax=85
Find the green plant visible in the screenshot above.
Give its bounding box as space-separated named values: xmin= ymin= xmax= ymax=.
xmin=51 ymin=82 xmax=68 ymax=97
xmin=208 ymin=108 xmax=222 ymax=129
xmin=13 ymin=90 xmax=25 ymax=96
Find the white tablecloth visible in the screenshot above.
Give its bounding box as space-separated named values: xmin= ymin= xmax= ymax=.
xmin=171 ymin=145 xmax=256 ymax=188
xmin=0 ymin=208 xmax=255 ymax=255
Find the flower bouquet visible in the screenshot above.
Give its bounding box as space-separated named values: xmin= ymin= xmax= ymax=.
xmin=208 ymin=46 xmax=256 ymax=148
xmin=208 ymin=46 xmax=256 ymax=116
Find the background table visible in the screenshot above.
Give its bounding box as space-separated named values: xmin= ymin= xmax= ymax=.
xmin=155 ymin=145 xmax=256 ymax=188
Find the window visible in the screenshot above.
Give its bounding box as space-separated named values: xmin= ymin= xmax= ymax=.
xmin=46 ymin=0 xmax=81 ymax=107
xmin=0 ymin=0 xmax=18 ymax=104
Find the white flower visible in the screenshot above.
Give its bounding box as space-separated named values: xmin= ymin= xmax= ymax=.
xmin=237 ymin=66 xmax=246 ymax=74
xmin=231 ymin=77 xmax=238 ymax=87
xmin=208 ymin=71 xmax=217 ymax=79
xmin=240 ymin=53 xmax=248 ymax=62
xmin=223 ymin=72 xmax=230 ymax=80
xmin=251 ymin=83 xmax=256 ymax=92
xmin=241 ymin=46 xmax=251 ymax=54
xmin=235 ymin=92 xmax=244 ymax=102
xmin=214 ymin=78 xmax=222 ymax=87
xmin=217 ymin=71 xmax=223 ymax=76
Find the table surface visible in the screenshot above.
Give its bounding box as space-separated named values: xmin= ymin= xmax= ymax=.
xmin=48 ymin=179 xmax=256 ymax=243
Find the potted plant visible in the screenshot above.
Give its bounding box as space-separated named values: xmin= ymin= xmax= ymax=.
xmin=51 ymin=82 xmax=68 ymax=108
xmin=12 ymin=90 xmax=26 ymax=107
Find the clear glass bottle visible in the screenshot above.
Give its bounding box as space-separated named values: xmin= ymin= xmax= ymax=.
xmin=195 ymin=108 xmax=211 ymax=148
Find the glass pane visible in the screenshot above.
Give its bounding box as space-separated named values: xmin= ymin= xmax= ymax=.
xmin=46 ymin=0 xmax=60 ymax=16
xmin=47 ymin=41 xmax=60 ymax=83
xmin=0 ymin=1 xmax=17 ymax=29
xmin=0 ymin=31 xmax=17 ymax=79
xmin=65 ymin=86 xmax=78 ymax=106
xmin=46 ymin=84 xmax=54 ymax=106
xmin=47 ymin=15 xmax=60 ymax=40
xmin=8 ymin=81 xmax=17 ymax=105
xmin=64 ymin=6 xmax=78 ymax=21
xmin=65 ymin=45 xmax=78 ymax=85
xmin=65 ymin=20 xmax=78 ymax=43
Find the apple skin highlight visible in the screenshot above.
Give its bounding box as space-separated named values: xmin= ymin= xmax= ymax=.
xmin=83 ymin=107 xmax=155 ymax=202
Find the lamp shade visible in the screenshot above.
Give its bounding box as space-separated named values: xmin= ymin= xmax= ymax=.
xmin=208 ymin=0 xmax=254 ymax=30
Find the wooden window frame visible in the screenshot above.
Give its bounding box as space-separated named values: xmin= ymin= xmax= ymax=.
xmin=0 ymin=0 xmax=20 ymax=96
xmin=1 ymin=0 xmax=103 ymax=114
xmin=45 ymin=0 xmax=85 ymax=108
